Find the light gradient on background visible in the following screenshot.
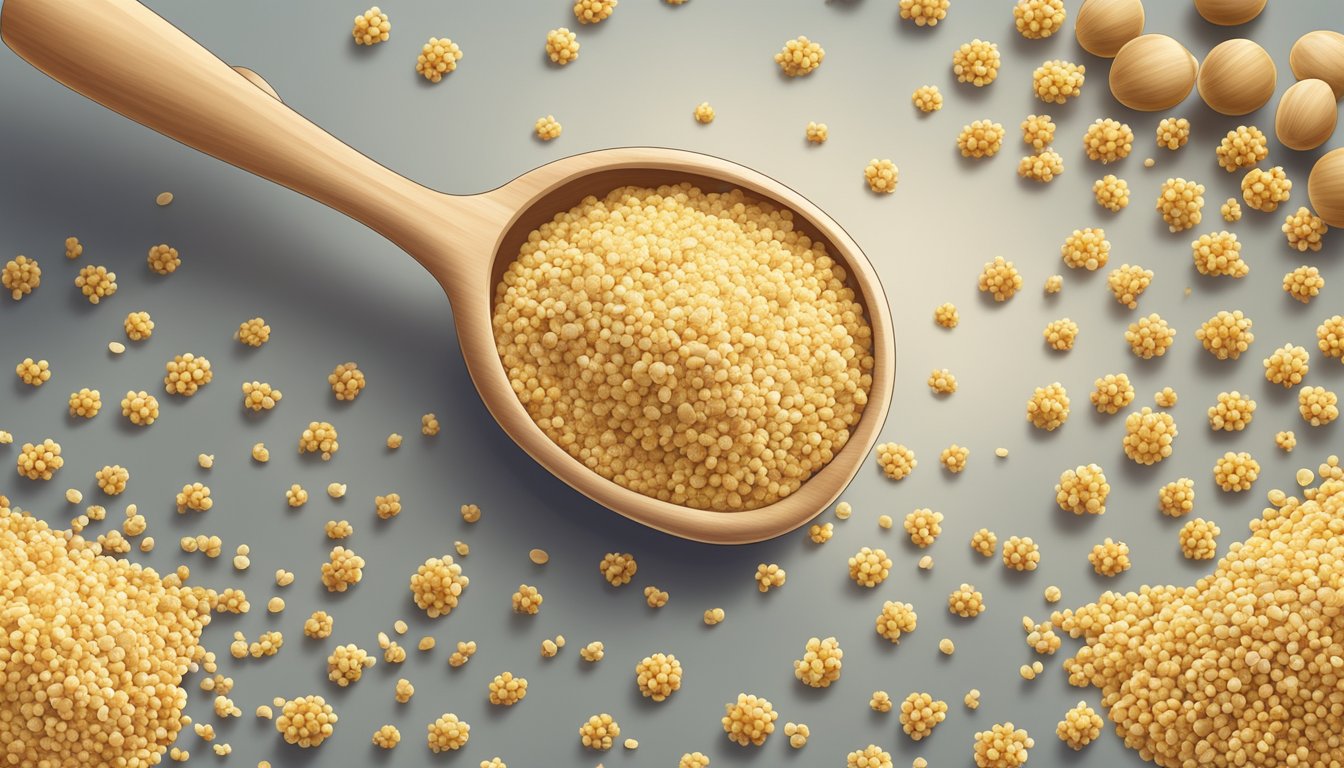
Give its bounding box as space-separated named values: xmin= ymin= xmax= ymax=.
xmin=0 ymin=0 xmax=1339 ymax=766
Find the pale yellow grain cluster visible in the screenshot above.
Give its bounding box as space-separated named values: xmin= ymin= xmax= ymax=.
xmin=1156 ymin=117 xmax=1190 ymax=150
xmin=899 ymin=0 xmax=948 ymax=26
xmin=1093 ymin=175 xmax=1129 ymax=211
xmin=1221 ymin=197 xmax=1242 ymax=222
xmin=124 ymin=310 xmax=154 ymax=340
xmin=876 ymin=442 xmax=917 ymax=480
xmin=1056 ymin=703 xmax=1102 ymax=750
xmin=1208 ymin=390 xmax=1256 ymax=431
xmin=912 ymin=85 xmax=943 ymax=112
xmin=805 ymin=121 xmax=828 ymax=143
xmin=1015 ymin=0 xmax=1065 ymax=38
xmin=1002 ymin=535 xmax=1040 ymax=571
xmin=1196 ymin=309 xmax=1254 ymax=360
xmin=176 ymin=482 xmax=212 ymax=512
xmin=846 ymin=745 xmax=894 ymax=768
xmin=416 ymin=38 xmax=462 ymax=82
xmin=68 ymin=387 xmax=101 ymax=418
xmin=692 ymin=103 xmax=715 ymax=125
xmin=3 ymin=255 xmax=40 ymax=299
xmin=948 ymin=583 xmax=985 ymax=617
xmin=970 ymin=527 xmax=997 ymax=557
xmin=545 ymin=27 xmax=579 ymax=65
xmin=1154 ymin=477 xmax=1195 ymax=517
xmin=1216 ymin=126 xmax=1268 ymax=172
xmin=793 ymin=636 xmax=843 ymax=688
xmin=1104 ymin=264 xmax=1150 ymax=309
xmin=749 ymin=562 xmax=784 ymax=592
xmin=635 ymin=652 xmax=682 ymax=701
xmin=321 ymin=546 xmax=364 ymax=592
xmin=298 ymin=421 xmax=339 ymax=460
xmin=1154 ymin=387 xmax=1178 ymax=408
xmin=1282 ymin=206 xmax=1327 ymax=251
xmin=147 ymin=244 xmax=180 ymax=274
xmin=1125 ymin=313 xmax=1175 ymax=358
xmin=598 ymin=551 xmax=637 ymax=585
xmin=1191 ymin=231 xmax=1247 ymax=278
xmin=529 ymin=114 xmax=562 ymax=141
xmin=369 ymin=492 xmax=400 ymax=520
xmin=973 ymin=723 xmax=1033 ymax=768
xmin=679 ymin=752 xmax=711 ymax=768
xmin=1022 ymin=616 xmax=1060 ymax=655
xmin=65 ymin=236 xmax=83 ymax=259
xmin=1213 ymin=451 xmax=1259 ymax=492
xmin=282 ymin=484 xmax=307 ymax=508
xmin=494 ymin=185 xmax=872 ymax=511
xmin=869 ymin=690 xmax=893 ymax=713
xmin=1082 ymin=119 xmax=1132 ymax=164
xmin=0 ymin=507 xmax=215 ymax=766
xmin=15 ymin=357 xmax=50 ymax=386
xmin=875 ymin=600 xmax=917 ymax=643
xmin=978 ymin=256 xmax=1022 ymax=301
xmin=1242 ymin=166 xmax=1292 ymax=212
xmin=775 ymin=36 xmax=824 ymax=77
xmin=900 ymin=508 xmax=940 ymax=547
xmin=410 ymin=555 xmax=468 ymax=615
xmin=1276 ymin=430 xmax=1297 ymax=452
xmin=1061 ymin=228 xmax=1109 ymax=270
xmin=1026 ymin=382 xmax=1069 ymax=431
xmin=371 ymin=724 xmax=399 ymax=749
xmin=849 ymin=547 xmax=892 ymax=587
xmin=276 ymin=696 xmax=337 ymax=748
xmin=237 ymin=317 xmax=270 ymax=346
xmin=487 ymin=672 xmax=527 ymax=706
xmin=926 ymin=368 xmax=957 ymax=395
xmin=1042 ymin=318 xmax=1078 ymax=351
xmin=394 ymin=677 xmax=415 ymax=703
xmin=1299 ymin=386 xmax=1339 ymax=426
xmin=579 ymin=713 xmax=619 ymax=750
xmin=1283 ymin=265 xmax=1324 ymax=303
xmin=899 ymin=692 xmax=947 ymax=740
xmin=953 ymin=39 xmax=1000 ymax=86
xmin=428 ymin=713 xmax=471 ymax=752
xmin=644 ymin=585 xmax=669 ymax=607
xmin=1178 ymin=516 xmax=1220 ymax=560
xmin=352 ymin=6 xmax=390 ymax=45
xmin=323 ymin=519 xmax=353 ymax=539
xmin=808 ymin=521 xmax=834 ymax=543
xmin=460 ymin=503 xmax=480 ymax=522
xmin=1156 ymin=178 xmax=1205 ymax=232
xmin=933 ymin=302 xmax=958 ymax=329
xmin=1056 ymin=464 xmax=1109 ymax=515
xmin=957 ymin=120 xmax=1005 ymax=158
xmin=74 ymin=264 xmax=117 ymax=303
xmin=1321 ymin=315 xmax=1344 ymax=362
xmin=1018 ymin=151 xmax=1064 ymax=183
xmin=1088 ymin=537 xmax=1130 ymax=576
xmin=422 ymin=413 xmax=440 ymax=435
xmin=510 ymin=583 xmax=542 ymax=614
xmin=326 ymin=362 xmax=365 ymax=401
xmin=1122 ymin=407 xmax=1177 ymax=465
xmin=96 ymin=464 xmax=129 ymax=495
xmin=327 ymin=643 xmax=375 ymax=686
xmin=864 ymin=158 xmax=899 ymax=193
xmin=448 ymin=640 xmax=477 ymax=667
xmin=301 ymin=611 xmax=334 ymax=640
xmin=164 ymin=353 xmax=212 ymax=396
xmin=241 ymin=381 xmax=282 ymax=411
xmin=1020 ymin=114 xmax=1055 ymax=150
xmin=939 ymin=444 xmax=968 ymax=473
xmin=1032 ymin=60 xmax=1084 ymax=103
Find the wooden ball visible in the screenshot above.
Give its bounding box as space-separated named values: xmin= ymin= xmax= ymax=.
xmin=1109 ymin=34 xmax=1199 ymax=112
xmin=1075 ymin=0 xmax=1145 ymax=58
xmin=1194 ymin=0 xmax=1266 ymax=26
xmin=1308 ymin=148 xmax=1344 ymax=227
xmin=1276 ymin=79 xmax=1337 ymax=151
xmin=1290 ymin=30 xmax=1344 ymax=99
xmin=1198 ymin=39 xmax=1275 ymax=116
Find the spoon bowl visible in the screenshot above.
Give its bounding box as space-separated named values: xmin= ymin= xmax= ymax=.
xmin=3 ymin=0 xmax=894 ymax=543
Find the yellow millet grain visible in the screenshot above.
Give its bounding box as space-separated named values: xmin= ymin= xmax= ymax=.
xmin=1283 ymin=206 xmax=1329 ymax=252
xmin=644 ymin=585 xmax=669 ymax=607
xmin=323 ymin=519 xmax=353 ymax=540
xmin=16 ymin=438 xmax=63 ymax=480
xmin=899 ymin=692 xmax=948 ymax=741
xmin=793 ymin=636 xmax=843 ymax=688
xmin=1216 ymin=126 xmax=1268 ymax=172
xmin=876 ymin=600 xmax=917 ymax=643
xmin=939 ymin=444 xmax=968 ymax=473
xmin=971 ymin=528 xmax=998 ymax=557
xmin=805 ymin=121 xmax=829 ymax=143
xmin=927 ymin=368 xmax=957 ymax=395
xmin=545 ymin=27 xmax=579 ymax=65
xmin=775 ymin=36 xmax=824 ymax=77
xmin=1015 ymin=0 xmax=1065 ymax=37
xmin=416 ymin=38 xmax=462 ymax=82
xmin=321 ymin=546 xmax=364 ymax=592
xmin=904 ymin=508 xmax=943 ymax=547
xmin=285 ymin=484 xmax=308 ymax=508
xmin=276 ymin=696 xmax=337 ymax=748
xmin=1191 ymin=231 xmax=1247 ymax=278
xmin=754 ymin=562 xmax=787 ymax=592
xmin=703 ymin=607 xmax=726 ymax=625
xmin=979 ymin=256 xmax=1022 ymax=301
xmin=680 ymin=753 xmax=711 ymax=768
xmin=1283 ymin=265 xmax=1325 ymax=303
xmin=303 ymin=611 xmax=334 ymax=639
xmin=421 ymin=413 xmax=440 ymax=435
xmin=953 ymin=39 xmax=1000 ymax=86
xmin=74 ymin=264 xmax=116 ymax=304
xmin=352 ymin=6 xmax=390 ymax=45
xmin=327 ymin=644 xmax=375 ymax=686
xmin=1056 ymin=702 xmax=1103 ymax=750
xmin=248 ymin=630 xmax=283 ymax=657
xmin=578 ymin=713 xmax=618 ymax=750
xmin=68 ymin=387 xmax=101 ymax=418
xmin=949 ymin=583 xmax=985 ymax=618
xmin=124 ymin=310 xmax=154 ymax=341
xmin=487 ymin=671 xmax=527 ymax=706
xmin=510 ymin=583 xmax=542 ymax=614
xmin=146 ymin=244 xmax=179 ymax=275
xmin=849 ymin=547 xmax=892 ymax=587
xmin=693 ymin=102 xmax=715 ymax=125
xmin=1196 ymin=309 xmax=1254 ymax=360
xmin=1125 ymin=314 xmax=1176 ymax=359
xmin=900 ymin=0 xmax=949 ymax=26
xmin=808 ymin=521 xmax=834 ymax=543
xmin=3 ymin=255 xmax=40 ymax=300
xmin=876 ymin=442 xmax=917 ymax=480
xmin=912 ymin=85 xmax=943 ymax=112
xmin=394 ymin=678 xmax=415 ymax=704
xmin=241 ymin=381 xmax=282 ymax=411
xmin=871 ymin=690 xmax=894 ymax=713
xmin=175 ymin=482 xmax=212 ymax=513
xmin=958 ymin=120 xmax=1005 ymax=158
xmin=1021 ymin=114 xmax=1056 ymax=150
xmin=410 ymin=555 xmax=468 ymax=615
xmin=1321 ymin=315 xmax=1344 ymax=363
xmin=1061 ymin=228 xmax=1110 ymax=270
xmin=15 ymin=357 xmax=50 ymax=386
xmin=1178 ymin=516 xmax=1220 ymax=560
xmin=1208 ymin=390 xmax=1256 ymax=431
xmin=448 ymin=640 xmax=477 ymax=667
xmin=1242 ymin=166 xmax=1292 ymax=212
xmin=1002 ymin=535 xmax=1040 ymax=571
xmin=1044 ymin=274 xmax=1063 ymax=294
xmin=864 ymin=158 xmax=899 ymax=193
xmin=1156 ymin=177 xmax=1205 ymax=232
xmin=327 ymin=362 xmax=365 ymax=401
xmin=534 ymin=114 xmax=563 ymax=140
xmin=1043 ymin=318 xmax=1079 ymax=351
xmin=1156 ymin=477 xmax=1195 ymax=517
xmin=1083 ymin=119 xmax=1133 ymax=164
xmin=1213 ymin=451 xmax=1260 ymax=492
xmin=1093 ymin=175 xmax=1130 ymax=211
xmin=1105 ymin=264 xmax=1152 ymax=309
xmin=635 ymin=652 xmax=682 ymax=701
xmin=1026 ymin=382 xmax=1070 ymax=431
xmin=1056 ymin=464 xmax=1110 ymax=515
xmin=1088 ymin=537 xmax=1131 ymax=576
xmin=1156 ymin=117 xmax=1190 ymax=150
xmin=1221 ymin=197 xmax=1242 ymax=222
xmin=1122 ymin=407 xmax=1178 ymax=465
xmin=1018 ymin=151 xmax=1064 ymax=182
xmin=723 ymin=694 xmax=776 ymax=747
xmin=163 ymin=353 xmax=212 ymax=396
xmin=938 ymin=637 xmax=955 ymax=655
xmin=237 ymin=317 xmax=270 ymax=346
xmin=427 ymin=713 xmax=470 ymax=752
xmin=1300 ymin=386 xmax=1339 ymax=427
xmin=1091 ymin=373 xmax=1135 ymax=416
xmin=600 ymin=551 xmax=637 ymax=586
xmin=1023 ymin=617 xmax=1061 ymax=655
xmin=64 ymin=236 xmax=82 ymax=259
xmin=368 ymin=492 xmax=400 ymax=520
xmin=298 ymin=421 xmax=338 ymax=460
xmin=1044 ymin=586 xmax=1062 ymax=604
xmin=1033 ymin=59 xmax=1085 ymax=103
xmin=933 ymin=302 xmax=958 ymax=328
xmin=493 ymin=185 xmax=873 ymax=511
xmin=974 ymin=723 xmax=1034 ymax=768
xmin=1276 ymin=430 xmax=1297 ymax=452
xmin=371 ymin=724 xmax=400 ymax=749
xmin=95 ymin=464 xmax=129 ymax=495
xmin=460 ymin=503 xmax=480 ymax=522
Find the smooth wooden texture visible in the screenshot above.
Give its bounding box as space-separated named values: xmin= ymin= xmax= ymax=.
xmin=1109 ymin=34 xmax=1199 ymax=112
xmin=1193 ymin=0 xmax=1267 ymax=26
xmin=1 ymin=0 xmax=895 ymax=544
xmin=1073 ymin=0 xmax=1145 ymax=59
xmin=1309 ymin=148 xmax=1344 ymax=228
xmin=1276 ymin=79 xmax=1337 ymax=151
xmin=1197 ymin=39 xmax=1275 ymax=116
xmin=1290 ymin=31 xmax=1344 ymax=100
xmin=232 ymin=66 xmax=280 ymax=101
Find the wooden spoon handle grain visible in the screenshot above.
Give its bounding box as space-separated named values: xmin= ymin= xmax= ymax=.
xmin=2 ymin=0 xmax=440 ymax=254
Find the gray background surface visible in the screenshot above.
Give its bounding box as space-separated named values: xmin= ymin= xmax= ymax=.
xmin=0 ymin=0 xmax=1341 ymax=765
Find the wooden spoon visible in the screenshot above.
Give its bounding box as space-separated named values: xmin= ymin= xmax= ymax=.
xmin=2 ymin=0 xmax=895 ymax=544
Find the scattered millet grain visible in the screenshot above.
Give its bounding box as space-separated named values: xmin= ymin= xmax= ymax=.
xmin=15 ymin=358 xmax=50 ymax=386
xmin=146 ymin=244 xmax=180 ymax=275
xmin=600 ymin=551 xmax=637 ymax=586
xmin=805 ymin=121 xmax=829 ymax=142
xmin=275 ymin=696 xmax=337 ymax=748
xmin=386 ymin=433 xmax=402 ymax=449
xmin=875 ymin=600 xmax=917 ymax=643
xmin=1213 ymin=451 xmax=1260 ymax=492
xmin=1299 ymin=386 xmax=1339 ymax=426
xmin=298 ymin=421 xmax=339 ymax=460
xmin=938 ymin=637 xmax=955 ymax=654
xmin=352 ymin=6 xmax=390 ymax=45
xmin=1242 ymin=166 xmax=1292 ymax=212
xmin=809 ymin=522 xmax=834 ymax=543
xmin=1125 ymin=313 xmax=1176 ymax=359
xmin=624 ymin=739 xmax=639 ymax=750
xmin=836 ymin=501 xmax=853 ymax=519
xmin=1216 ymin=126 xmax=1268 ymax=172
xmin=939 ymin=444 xmax=969 ymax=473
xmin=395 ymin=678 xmax=415 ymax=703
xmin=375 ymin=492 xmax=401 ymax=519
xmin=912 ymin=85 xmax=943 ymax=112
xmin=1061 ymin=228 xmax=1110 ymax=270
xmin=1191 ymin=230 xmax=1248 ymax=278
xmin=578 ymin=713 xmax=618 ymax=750
xmin=1056 ymin=464 xmax=1109 ymax=515
xmin=511 ymin=583 xmax=543 ymax=614
xmin=957 ymin=120 xmax=1005 ymax=158
xmin=107 ymin=341 xmax=125 ymax=354
xmin=635 ymin=652 xmax=683 ymax=701
xmin=427 ymin=713 xmax=471 ymax=752
xmin=1043 ymin=318 xmax=1079 ymax=351
xmin=723 ymin=694 xmax=777 ymax=747
xmin=964 ymin=689 xmax=982 ymax=709
xmin=970 ymin=528 xmax=998 ymax=557
xmin=1156 ymin=178 xmax=1205 ymax=232
xmin=876 ymin=443 xmax=917 ymax=480
xmin=1018 ymin=151 xmax=1064 ymax=182
xmin=410 ymin=555 xmax=468 ymax=615
xmin=1021 ymin=114 xmax=1056 ymax=150
xmin=418 ymin=636 xmax=435 ymax=651
xmin=973 ymin=723 xmax=1034 ymax=768
xmin=1044 ymin=274 xmax=1063 ymax=294
xmin=1283 ymin=265 xmax=1325 ymax=303
xmin=1155 ymin=117 xmax=1190 ymax=150
xmin=1093 ymin=175 xmax=1130 ymax=211
xmin=64 ymin=236 xmax=83 ymax=259
xmin=900 ymin=0 xmax=949 ymax=25
xmin=693 ymin=103 xmax=715 ymax=125
xmin=1056 ymin=702 xmax=1103 ymax=750
xmin=1276 ymin=430 xmax=1297 ymax=452
xmin=487 ymin=672 xmax=527 ymax=706
xmin=421 ymin=413 xmax=440 ymax=435
xmin=251 ymin=443 xmax=270 ymax=463
xmin=703 ymin=607 xmax=726 ymax=625
xmin=415 ymin=38 xmax=462 ymax=82
xmin=1157 ymin=478 xmax=1195 ymax=517
xmin=1208 ymin=390 xmax=1256 ymax=431
xmin=775 ymin=36 xmax=824 ymax=77
xmin=754 ymin=562 xmax=787 ymax=592
xmin=1088 ymin=537 xmax=1131 ymax=576
xmin=978 ymin=256 xmax=1022 ymax=301
xmin=68 ymin=388 xmax=102 ymax=419
xmin=849 ymin=547 xmax=892 ymax=587
xmin=1196 ymin=309 xmax=1254 ymax=360
xmin=321 ymin=546 xmax=364 ymax=592
xmin=864 ymin=158 xmax=899 ymax=193
xmin=878 ymin=514 xmax=894 ymax=530
xmin=1026 ymin=382 xmax=1070 ymax=431
xmin=3 ymin=255 xmax=40 ymax=299
xmin=1002 ymin=535 xmax=1041 ymax=572
xmin=544 ymin=27 xmax=579 ymax=65
xmin=124 ymin=310 xmax=154 ymax=340
xmin=1091 ymin=373 xmax=1135 ymax=415
xmin=1178 ymin=517 xmax=1220 ymax=559
xmin=871 ymin=691 xmax=894 ymax=713
xmin=1044 ymin=586 xmax=1062 ymax=603
xmin=948 ymin=583 xmax=985 ymax=617
xmin=285 ymin=484 xmax=308 ymax=507
xmin=1032 ymin=59 xmax=1085 ymax=103
xmin=74 ymin=264 xmax=117 ymax=304
xmin=448 ymin=641 xmax=477 ymax=667
xmin=794 ymin=636 xmax=843 ymax=688
xmin=899 ymin=692 xmax=948 ymax=741
xmin=460 ymin=503 xmax=480 ymax=522
xmin=1082 ymin=119 xmax=1133 ymax=164
xmin=371 ymin=725 xmax=400 ymax=749
xmin=1321 ymin=315 xmax=1344 ymax=362
xmin=644 ymin=585 xmax=669 ymax=607
xmin=952 ymin=39 xmax=1000 ymax=86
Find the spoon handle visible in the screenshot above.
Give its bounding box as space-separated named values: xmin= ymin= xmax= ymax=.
xmin=2 ymin=0 xmax=449 ymax=259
